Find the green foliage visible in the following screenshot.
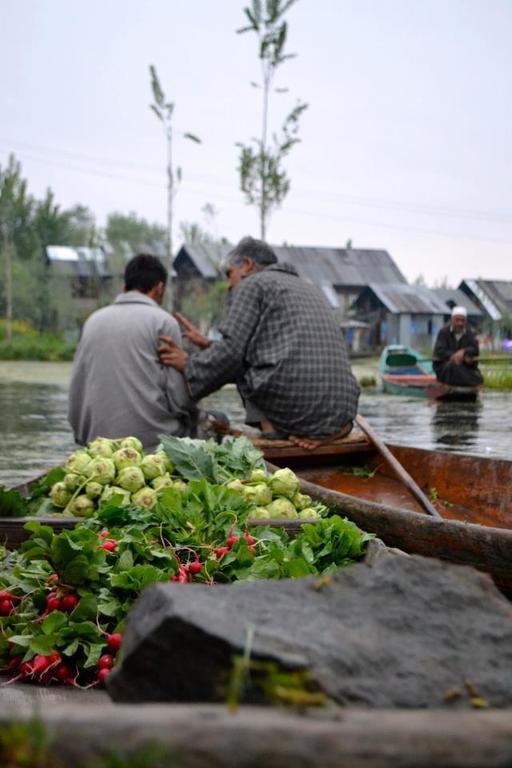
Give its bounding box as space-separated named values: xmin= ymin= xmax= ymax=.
xmin=0 ymin=331 xmax=75 ymax=361
xmin=0 ymin=455 xmax=371 ymax=687
xmin=106 ymin=212 xmax=167 ymax=254
xmin=159 ymin=435 xmax=266 ymax=483
xmin=237 ymin=0 xmax=308 ymax=236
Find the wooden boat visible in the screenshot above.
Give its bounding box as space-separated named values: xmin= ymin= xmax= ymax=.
xmin=2 ymin=430 xmax=512 ymax=597
xmin=254 ymin=430 xmax=512 ymax=598
xmin=379 ymin=344 xmax=480 ymax=401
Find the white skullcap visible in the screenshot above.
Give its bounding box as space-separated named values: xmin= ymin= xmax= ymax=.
xmin=451 ymin=305 xmax=467 ymax=318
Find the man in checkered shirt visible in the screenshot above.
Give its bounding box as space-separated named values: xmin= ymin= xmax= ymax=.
xmin=158 ymin=237 xmax=359 ymax=446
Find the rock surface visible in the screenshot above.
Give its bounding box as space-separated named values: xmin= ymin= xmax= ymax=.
xmin=108 ymin=549 xmax=512 ymax=708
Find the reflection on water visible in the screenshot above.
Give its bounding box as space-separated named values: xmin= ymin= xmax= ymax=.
xmin=358 ymin=390 xmax=510 ymax=460
xmin=1 ymin=367 xmax=511 ymax=487
xmin=431 ymin=400 xmax=482 ymax=450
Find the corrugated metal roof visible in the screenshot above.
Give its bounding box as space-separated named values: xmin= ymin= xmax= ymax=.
xmin=431 ymin=288 xmax=483 ymax=317
xmin=46 ymin=246 xmax=109 ymax=278
xmin=272 ymin=246 xmax=406 ymax=287
xmin=475 ymin=280 xmax=512 ymax=318
xmin=175 ymin=243 xmax=406 ymax=288
xmin=365 ymin=283 xmax=448 ymax=314
xmin=175 ymin=242 xmax=233 ymax=279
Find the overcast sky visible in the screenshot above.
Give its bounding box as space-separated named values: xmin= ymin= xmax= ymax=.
xmin=1 ymin=0 xmax=511 ymax=286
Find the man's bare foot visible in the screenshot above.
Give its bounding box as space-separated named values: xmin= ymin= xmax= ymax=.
xmin=288 ymin=435 xmax=322 ymax=451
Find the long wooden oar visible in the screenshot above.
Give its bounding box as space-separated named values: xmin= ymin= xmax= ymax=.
xmin=355 ymin=414 xmax=441 ymax=518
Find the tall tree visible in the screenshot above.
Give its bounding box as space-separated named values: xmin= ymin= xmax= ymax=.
xmin=149 ymin=65 xmax=201 ymax=281
xmin=237 ymin=0 xmax=308 ymax=240
xmin=0 ymin=155 xmax=36 ymax=341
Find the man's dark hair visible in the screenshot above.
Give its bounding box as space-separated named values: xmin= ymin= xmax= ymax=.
xmin=225 ymin=236 xmax=277 ymax=271
xmin=124 ymin=253 xmax=167 ymax=293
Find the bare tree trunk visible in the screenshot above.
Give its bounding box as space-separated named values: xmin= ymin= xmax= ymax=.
xmin=166 ymin=126 xmax=174 ymax=308
xmin=260 ymin=65 xmax=270 ymax=241
xmin=5 ymin=238 xmax=13 ymax=344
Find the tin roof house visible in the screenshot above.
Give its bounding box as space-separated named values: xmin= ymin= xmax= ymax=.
xmin=353 ymin=284 xmax=450 ymax=350
xmin=173 ymin=242 xmax=406 ymax=311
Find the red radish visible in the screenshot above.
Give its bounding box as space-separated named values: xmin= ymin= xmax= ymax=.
xmin=30 ymin=655 xmax=51 ymax=677
xmin=0 ymin=599 xmax=13 ymax=616
xmin=47 ymin=574 xmax=59 ymax=584
xmin=188 ymin=561 xmax=202 ymax=575
xmin=97 ymin=667 xmax=110 ymax=685
xmin=64 ymin=676 xmax=76 ymax=686
xmin=100 ymin=540 xmax=117 ymax=552
xmin=226 ymin=530 xmax=238 ymax=549
xmin=98 ymin=530 xmax=110 ymax=539
xmin=47 ymin=652 xmax=61 ymax=665
xmin=243 ymin=532 xmax=255 ymax=546
xmin=0 ymin=590 xmax=15 ymax=600
xmin=46 ymin=595 xmax=62 ymax=612
xmin=106 ymin=633 xmax=122 ymax=651
xmin=97 ymin=654 xmax=113 ymax=670
xmin=215 ymin=546 xmax=229 ymax=560
xmin=1 ymin=655 xmax=21 ymax=673
xmin=61 ymin=594 xmax=79 ymax=612
xmin=171 ymin=566 xmax=189 ymax=583
xmin=53 ymin=662 xmax=74 ymax=682
xmin=18 ymin=662 xmax=33 ymax=678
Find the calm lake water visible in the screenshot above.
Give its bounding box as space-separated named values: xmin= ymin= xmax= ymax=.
xmin=0 ymin=361 xmax=510 ymax=487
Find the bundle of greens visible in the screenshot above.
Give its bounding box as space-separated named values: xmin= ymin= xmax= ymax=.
xmin=0 ymin=475 xmax=372 ymax=688
xmin=1 ymin=436 xmax=326 ymax=522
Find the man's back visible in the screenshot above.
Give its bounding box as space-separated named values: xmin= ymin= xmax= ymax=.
xmin=68 ymin=292 xmax=194 ymax=449
xmin=186 ymin=263 xmax=359 ymax=437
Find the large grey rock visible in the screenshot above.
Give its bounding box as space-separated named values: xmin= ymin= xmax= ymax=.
xmin=108 ymin=550 xmax=512 ymax=708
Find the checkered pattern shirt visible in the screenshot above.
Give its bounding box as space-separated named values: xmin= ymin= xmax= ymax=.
xmin=185 ymin=264 xmax=359 ymax=437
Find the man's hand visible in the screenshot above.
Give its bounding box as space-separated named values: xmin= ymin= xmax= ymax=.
xmin=174 ymin=312 xmax=210 ymax=349
xmin=157 ymin=336 xmax=188 ymax=372
xmin=450 ymin=349 xmax=465 ymax=365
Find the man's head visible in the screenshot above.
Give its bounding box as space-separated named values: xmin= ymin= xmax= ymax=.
xmin=124 ymin=254 xmax=167 ymax=305
xmin=223 ymin=236 xmax=277 ymax=288
xmin=451 ymin=305 xmax=467 ymax=333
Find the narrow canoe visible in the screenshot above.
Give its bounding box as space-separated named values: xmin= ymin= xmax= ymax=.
xmin=379 ymin=344 xmax=480 ymax=400
xmin=2 ymin=432 xmax=512 ymax=596
xmin=257 ymin=432 xmax=512 ymax=597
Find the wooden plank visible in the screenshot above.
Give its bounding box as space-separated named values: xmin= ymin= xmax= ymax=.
xmin=1 ymin=704 xmax=512 ymax=767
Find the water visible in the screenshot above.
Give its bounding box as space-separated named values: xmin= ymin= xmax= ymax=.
xmin=0 ymin=362 xmax=511 ymax=487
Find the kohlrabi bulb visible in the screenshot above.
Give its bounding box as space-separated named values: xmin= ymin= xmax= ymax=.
xmin=87 ymin=458 xmax=116 ymax=485
xmin=151 ymin=474 xmax=174 ymax=490
xmin=86 ymin=481 xmax=103 ymax=500
xmin=249 ymin=469 xmax=268 ymax=483
xmin=120 ymin=436 xmax=143 ymax=453
xmin=50 ymin=482 xmax=72 ymax=508
xmin=269 ymin=468 xmax=300 ymax=499
xmin=265 ymin=497 xmax=298 ymax=520
xmin=242 ymin=483 xmax=272 ymax=506
xmin=69 ymin=494 xmax=95 ymax=517
xmin=292 ymin=492 xmax=312 ymax=511
xmin=140 ymin=454 xmax=167 ymax=481
xmin=173 ymin=479 xmax=187 ymax=493
xmin=155 ymin=450 xmax=174 ymax=473
xmin=226 ymin=479 xmax=245 ymax=493
xmin=100 ymin=486 xmax=131 ymax=507
xmin=112 ymin=447 xmax=141 ymax=471
xmin=247 ymin=506 xmax=271 ymax=520
xmin=87 ymin=437 xmax=115 ymax=458
xmin=64 ymin=450 xmax=93 ymax=477
xmin=116 ymin=466 xmax=145 ymax=493
xmin=131 ymin=487 xmax=157 ymax=509
xmin=63 ymin=473 xmax=82 ymax=492
xmin=298 ymin=507 xmax=320 ymax=520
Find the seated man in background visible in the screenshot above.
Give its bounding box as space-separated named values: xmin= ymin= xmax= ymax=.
xmin=433 ymin=306 xmax=484 ymax=388
xmin=158 ymin=236 xmax=360 ymax=448
xmin=68 ymin=253 xmax=197 ymax=449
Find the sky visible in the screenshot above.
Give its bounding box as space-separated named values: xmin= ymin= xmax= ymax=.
xmin=1 ymin=0 xmax=511 ymax=286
